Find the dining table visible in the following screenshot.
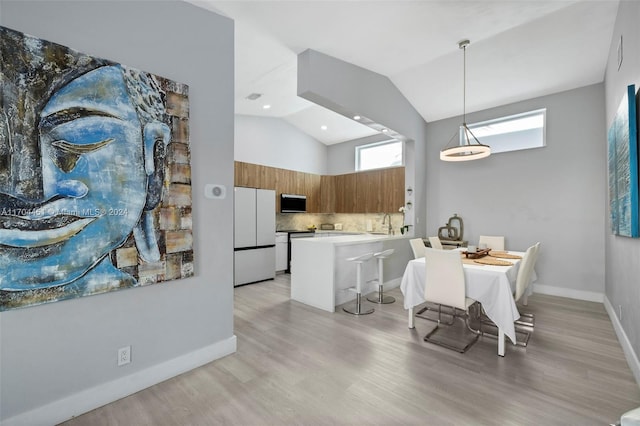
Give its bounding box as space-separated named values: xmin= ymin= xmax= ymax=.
xmin=400 ymin=248 xmax=535 ymax=356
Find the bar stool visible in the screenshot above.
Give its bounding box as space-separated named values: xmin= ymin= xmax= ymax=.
xmin=343 ymin=252 xmax=375 ymax=315
xmin=367 ymin=249 xmax=396 ymax=304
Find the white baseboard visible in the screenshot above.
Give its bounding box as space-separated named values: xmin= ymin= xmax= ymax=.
xmin=604 ymin=296 xmax=640 ymax=387
xmin=3 ymin=335 xmax=237 ymax=426
xmin=361 ymin=277 xmax=401 ymax=296
xmin=532 ymin=283 xmax=604 ymax=303
xmin=386 ymin=277 xmax=402 ymax=290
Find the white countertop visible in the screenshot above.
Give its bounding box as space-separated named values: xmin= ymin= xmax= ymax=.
xmin=313 ymin=230 xmax=360 ymax=234
xmin=292 ymin=233 xmax=410 ymax=246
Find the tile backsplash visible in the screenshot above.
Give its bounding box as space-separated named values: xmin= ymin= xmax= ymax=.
xmin=277 ymin=213 xmax=405 ymax=234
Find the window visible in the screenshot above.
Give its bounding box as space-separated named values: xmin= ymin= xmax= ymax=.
xmin=464 ymin=108 xmax=546 ymax=154
xmin=356 ymin=139 xmax=403 ymax=171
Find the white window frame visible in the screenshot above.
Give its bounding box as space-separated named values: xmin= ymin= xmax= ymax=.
xmin=355 ymin=139 xmax=404 ymax=171
xmin=464 ymin=108 xmax=546 ymax=154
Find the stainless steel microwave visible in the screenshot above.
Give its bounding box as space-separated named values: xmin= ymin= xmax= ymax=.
xmin=280 ymin=194 xmax=306 ymax=213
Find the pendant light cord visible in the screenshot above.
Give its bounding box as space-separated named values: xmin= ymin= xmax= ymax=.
xmin=440 ymin=39 xmax=490 ymax=161
xmin=462 ymin=43 xmax=466 ymax=125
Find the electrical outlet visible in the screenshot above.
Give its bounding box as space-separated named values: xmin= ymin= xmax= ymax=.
xmin=118 ymin=346 xmax=131 ymax=366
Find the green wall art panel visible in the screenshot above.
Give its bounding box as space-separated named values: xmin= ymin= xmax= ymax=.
xmin=608 ymin=84 xmax=639 ymax=238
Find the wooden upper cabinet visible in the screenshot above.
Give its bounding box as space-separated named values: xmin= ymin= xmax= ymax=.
xmin=234 ymin=161 xmax=405 ymax=214
xmin=260 ymin=165 xmax=276 ymax=190
xmin=354 ymin=167 xmax=404 ymax=213
xmin=292 ymin=171 xmax=306 ymax=196
xmin=320 ymin=175 xmax=336 ymax=213
xmin=274 ymin=168 xmax=289 ymax=195
xmin=334 ymin=173 xmax=357 ymax=213
xmin=304 ymin=173 xmax=322 ymax=213
xmin=234 ymin=162 xmax=276 ymax=190
xmin=275 ymin=168 xmax=303 ymax=196
xmin=380 ymin=166 xmax=405 ymax=212
xmin=234 ymin=161 xmax=250 ymax=187
xmin=245 ymin=163 xmax=262 ymax=188
xmin=356 ymin=169 xmax=382 ymax=213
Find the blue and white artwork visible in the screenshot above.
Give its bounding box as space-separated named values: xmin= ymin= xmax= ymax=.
xmin=608 ymin=84 xmax=639 ymax=238
xmin=0 ymin=26 xmax=194 ymax=310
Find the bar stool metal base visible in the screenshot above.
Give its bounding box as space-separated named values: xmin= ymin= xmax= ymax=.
xmin=367 ymin=285 xmax=396 ymax=304
xmin=366 ymin=249 xmax=396 ymax=305
xmin=343 ymin=294 xmax=374 ymax=315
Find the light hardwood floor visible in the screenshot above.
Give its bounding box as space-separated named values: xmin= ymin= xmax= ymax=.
xmin=62 ymin=274 xmax=640 ymax=425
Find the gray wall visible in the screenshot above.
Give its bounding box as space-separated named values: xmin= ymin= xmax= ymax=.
xmin=604 ymin=0 xmax=640 ymax=377
xmin=426 ymin=84 xmax=606 ymax=299
xmin=326 ymin=134 xmax=391 ymax=175
xmin=298 ymin=49 xmax=428 ymax=236
xmin=235 ymin=113 xmax=392 ymax=177
xmin=0 ymin=1 xmax=235 ymax=422
xmin=235 ymin=114 xmax=328 ymax=174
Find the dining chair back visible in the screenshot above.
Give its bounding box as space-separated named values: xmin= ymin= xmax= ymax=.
xmin=525 ymin=242 xmax=541 ymax=296
xmin=533 ymin=241 xmax=541 ymax=263
xmin=424 ymin=248 xmax=466 ymax=311
xmin=479 ymin=235 xmax=505 ymax=251
xmin=409 ymin=238 xmax=426 ymax=259
xmin=481 ymin=242 xmax=540 ymax=347
xmin=428 ymin=236 xmax=443 ymax=250
xmin=514 ymin=244 xmax=537 ymax=302
xmin=423 ymin=247 xmax=480 ymax=353
xmin=516 ymin=242 xmax=540 ymax=324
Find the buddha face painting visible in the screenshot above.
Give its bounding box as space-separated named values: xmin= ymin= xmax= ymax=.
xmin=0 ymin=26 xmax=193 ymax=310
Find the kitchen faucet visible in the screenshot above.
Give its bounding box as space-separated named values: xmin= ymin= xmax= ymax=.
xmin=382 ymin=213 xmax=392 ymax=234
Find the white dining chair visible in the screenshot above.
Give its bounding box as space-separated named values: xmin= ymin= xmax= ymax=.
xmin=413 ymin=238 xmax=456 ymax=324
xmin=479 ymin=235 xmax=505 ymax=251
xmin=428 ymin=236 xmax=443 ymax=250
xmin=409 ymin=238 xmax=426 ymax=259
xmin=482 ymin=243 xmax=537 ymax=347
xmin=423 ymin=248 xmax=480 ymax=353
xmin=514 ymin=244 xmax=538 ymax=305
xmin=515 ymin=242 xmax=540 ymax=329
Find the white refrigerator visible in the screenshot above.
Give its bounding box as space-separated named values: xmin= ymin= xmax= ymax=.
xmin=234 ymin=187 xmax=276 ymax=286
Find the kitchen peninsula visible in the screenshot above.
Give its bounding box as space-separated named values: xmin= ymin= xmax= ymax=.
xmin=290 ymin=234 xmax=412 ymax=312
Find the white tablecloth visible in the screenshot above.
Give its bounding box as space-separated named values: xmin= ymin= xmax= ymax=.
xmin=400 ymin=251 xmax=529 ymax=344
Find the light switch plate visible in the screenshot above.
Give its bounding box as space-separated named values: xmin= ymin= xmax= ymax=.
xmin=204 ymin=184 xmax=226 ymax=199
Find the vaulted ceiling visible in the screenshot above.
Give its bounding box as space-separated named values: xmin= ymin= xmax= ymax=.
xmin=189 ymin=0 xmax=619 ymax=145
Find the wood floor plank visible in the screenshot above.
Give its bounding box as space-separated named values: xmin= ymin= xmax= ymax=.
xmin=61 ymin=276 xmax=640 ymax=425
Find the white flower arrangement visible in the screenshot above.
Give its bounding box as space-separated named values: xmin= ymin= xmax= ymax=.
xmin=399 ymin=206 xmax=411 ymax=234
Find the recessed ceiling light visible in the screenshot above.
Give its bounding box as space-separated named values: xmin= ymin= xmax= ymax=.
xmin=263 ymin=104 xmax=271 ymax=109
xmin=381 ymin=128 xmax=388 ymax=132
xmin=353 ymin=115 xmax=361 ymax=120
xmin=321 ymin=125 xmax=328 ymax=130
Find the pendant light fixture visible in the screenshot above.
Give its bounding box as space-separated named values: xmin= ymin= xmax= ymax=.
xmin=440 ymin=40 xmax=491 ymax=162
